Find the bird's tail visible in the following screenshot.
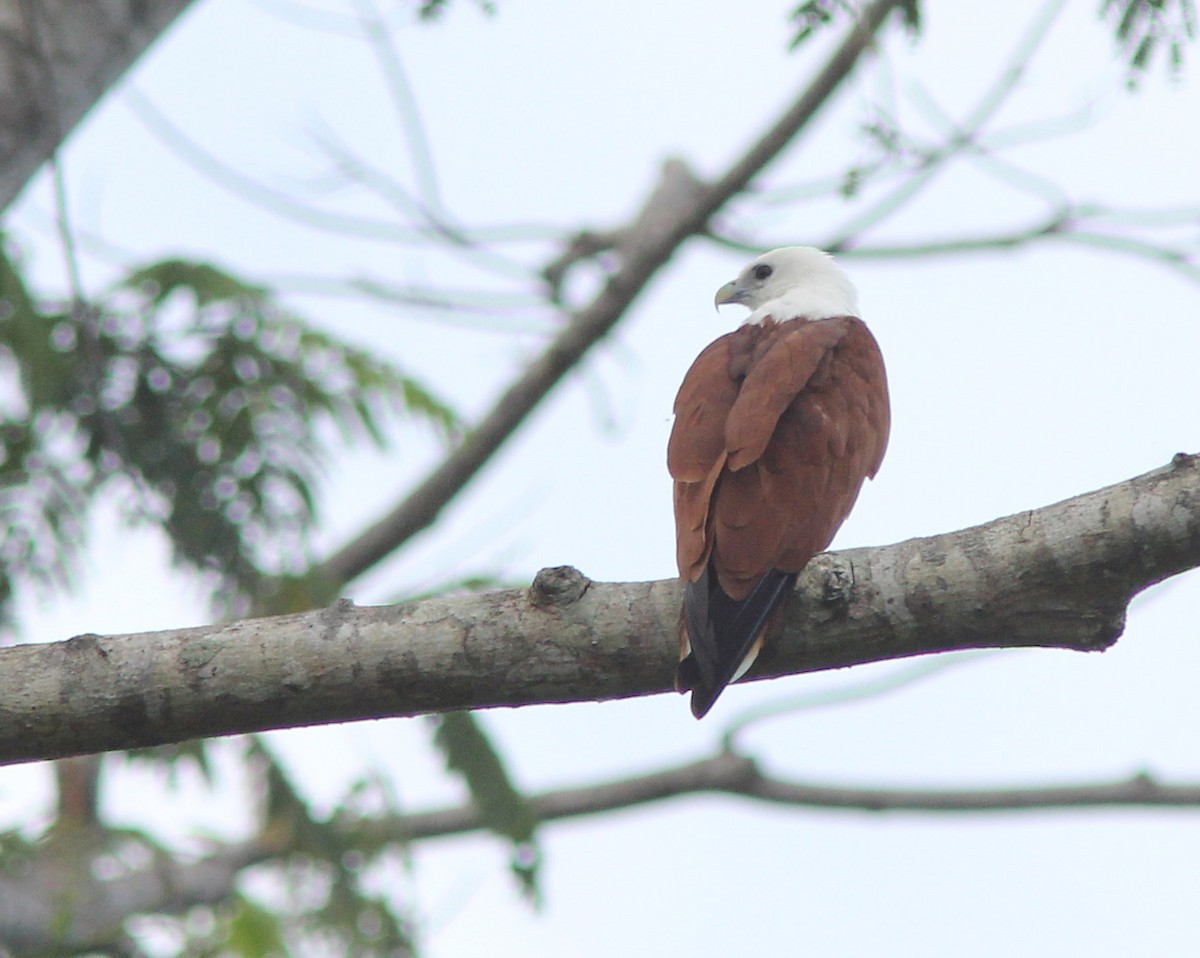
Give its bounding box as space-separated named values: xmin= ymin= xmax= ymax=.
xmin=676 ymin=566 xmax=798 ymax=718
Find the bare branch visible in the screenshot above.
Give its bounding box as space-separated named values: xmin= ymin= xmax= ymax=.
xmin=825 ymin=0 xmax=1070 ymax=250
xmin=10 ymin=752 xmax=1196 ymax=953
xmin=123 ymin=88 xmax=433 ymax=245
xmin=384 ymin=754 xmax=1200 ymax=841
xmin=719 ymin=654 xmax=993 ymax=751
xmin=0 ymin=454 xmax=1195 ymax=766
xmin=352 ymin=0 xmax=445 ymax=218
xmin=717 ymin=203 xmax=1200 ymax=285
xmin=836 ymin=214 xmax=1200 ymax=282
xmin=321 ymin=0 xmax=907 ymax=585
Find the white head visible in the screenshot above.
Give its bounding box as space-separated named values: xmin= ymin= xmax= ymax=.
xmin=713 ymin=246 xmax=858 ymax=323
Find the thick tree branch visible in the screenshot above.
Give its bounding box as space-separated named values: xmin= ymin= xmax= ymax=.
xmin=320 ymin=0 xmax=906 ymax=584
xmin=0 ymin=0 xmax=197 ymax=212
xmin=0 ymin=455 xmax=1195 ymax=766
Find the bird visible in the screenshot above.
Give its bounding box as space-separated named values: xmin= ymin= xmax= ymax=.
xmin=668 ymin=246 xmax=890 ymax=718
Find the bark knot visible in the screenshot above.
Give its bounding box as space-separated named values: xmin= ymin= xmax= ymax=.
xmin=811 ymin=554 xmax=854 ymax=606
xmin=529 ymin=566 xmax=590 ymax=608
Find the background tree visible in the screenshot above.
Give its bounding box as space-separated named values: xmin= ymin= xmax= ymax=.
xmin=1 ymin=0 xmax=1199 ymax=955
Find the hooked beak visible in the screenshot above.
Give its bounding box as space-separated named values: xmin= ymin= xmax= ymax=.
xmin=714 ymin=280 xmax=745 ymax=309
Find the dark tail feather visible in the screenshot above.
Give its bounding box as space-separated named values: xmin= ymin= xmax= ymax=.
xmin=677 ymin=566 xmax=798 ymax=718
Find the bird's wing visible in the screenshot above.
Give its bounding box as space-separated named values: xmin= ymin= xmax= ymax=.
xmin=670 ymin=316 xmax=889 ymax=716
xmin=708 ymin=318 xmax=862 ymax=597
xmin=668 ymin=333 xmax=741 ymax=581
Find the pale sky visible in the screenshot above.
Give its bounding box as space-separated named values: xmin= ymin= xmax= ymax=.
xmin=5 ymin=0 xmax=1200 ymax=954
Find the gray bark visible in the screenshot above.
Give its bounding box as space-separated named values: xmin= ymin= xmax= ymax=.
xmin=0 ymin=0 xmax=197 ymax=212
xmin=0 ymin=454 xmax=1195 ymax=767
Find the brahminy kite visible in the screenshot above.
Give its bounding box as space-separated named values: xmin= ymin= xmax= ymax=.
xmin=669 ymin=246 xmax=890 ymax=718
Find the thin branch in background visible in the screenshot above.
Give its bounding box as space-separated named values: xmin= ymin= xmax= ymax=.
xmin=264 ymin=272 xmax=551 ymax=326
xmin=750 ymin=22 xmax=1100 ymax=228
xmin=352 ymin=0 xmax=446 ymax=218
xmin=970 ymin=96 xmax=1104 ymax=151
xmin=302 ymin=119 xmax=535 ymax=282
xmin=130 ymin=24 xmax=540 ymax=295
xmin=124 ymin=88 xmax=430 ymax=244
xmin=958 ymin=0 xmax=1070 ymax=131
xmin=903 ymin=79 xmax=1074 ymax=213
xmin=7 ymin=756 xmax=1198 ymax=951
xmin=825 ymin=0 xmax=1069 ymax=250
xmin=956 ymin=148 xmax=1071 ymax=212
xmin=834 ymin=205 xmax=1200 ymax=283
xmin=385 ymin=753 xmax=1200 ymax=842
xmin=745 ymin=93 xmax=1094 ymax=213
xmin=720 ymin=196 xmax=1200 ymax=286
xmin=303 ymin=121 xmax=438 ymax=223
xmin=1083 ymin=202 xmax=1200 ymax=226
xmin=720 ymin=652 xmax=999 ymax=752
xmin=1055 ymin=227 xmax=1200 ymax=280
xmin=48 ymin=162 xmax=86 ymax=306
xmin=347 ymin=0 xmax=538 ymax=281
xmin=753 ymin=168 xmax=877 ymax=206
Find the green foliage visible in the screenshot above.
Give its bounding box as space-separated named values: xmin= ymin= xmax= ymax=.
xmin=1102 ymin=0 xmax=1197 ymax=85
xmin=790 ymin=0 xmax=921 ymax=50
xmin=226 ymin=895 xmax=289 ymax=958
xmin=431 ymin=711 xmax=542 ymax=901
xmin=124 ymin=739 xmax=215 ymax=786
xmin=0 ymin=247 xmax=459 ymax=625
xmin=416 ymin=0 xmax=496 ymax=22
xmin=245 ymin=739 xmax=416 ymax=957
xmin=0 ymin=254 xmax=90 ymax=614
xmin=0 ymin=827 xmax=38 ymax=872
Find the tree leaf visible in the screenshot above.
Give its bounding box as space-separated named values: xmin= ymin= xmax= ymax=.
xmin=227 ymin=895 xmax=288 ymax=958
xmin=121 ymin=258 xmax=268 ymax=306
xmin=1101 ymin=0 xmax=1197 ymax=86
xmin=430 ymin=711 xmax=541 ymax=901
xmin=0 ymin=250 xmax=462 ymax=625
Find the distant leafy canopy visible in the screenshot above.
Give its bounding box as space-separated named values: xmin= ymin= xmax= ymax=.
xmin=416 ymin=0 xmax=496 ymax=21
xmin=789 ymin=0 xmax=921 ymax=48
xmin=247 ymin=739 xmax=417 ymax=958
xmin=789 ymin=0 xmax=1196 ymax=83
xmin=1103 ymin=0 xmax=1197 ymax=83
xmin=0 ymin=246 xmax=458 ymax=624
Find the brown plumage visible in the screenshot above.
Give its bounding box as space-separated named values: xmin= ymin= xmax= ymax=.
xmin=668 ymin=247 xmax=889 ymax=718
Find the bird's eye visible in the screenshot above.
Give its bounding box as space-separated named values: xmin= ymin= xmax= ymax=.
xmin=752 ymin=263 xmax=773 ymax=281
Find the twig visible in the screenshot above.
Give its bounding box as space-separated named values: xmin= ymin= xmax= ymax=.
xmin=304 ymin=119 xmax=532 ymax=281
xmin=719 ymin=654 xmax=996 ymax=752
xmin=719 ymin=204 xmax=1200 ymax=285
xmin=352 ymin=0 xmax=445 ymax=218
xmin=826 ymin=0 xmax=1069 ymax=250
xmin=124 ymin=88 xmax=431 ymax=244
